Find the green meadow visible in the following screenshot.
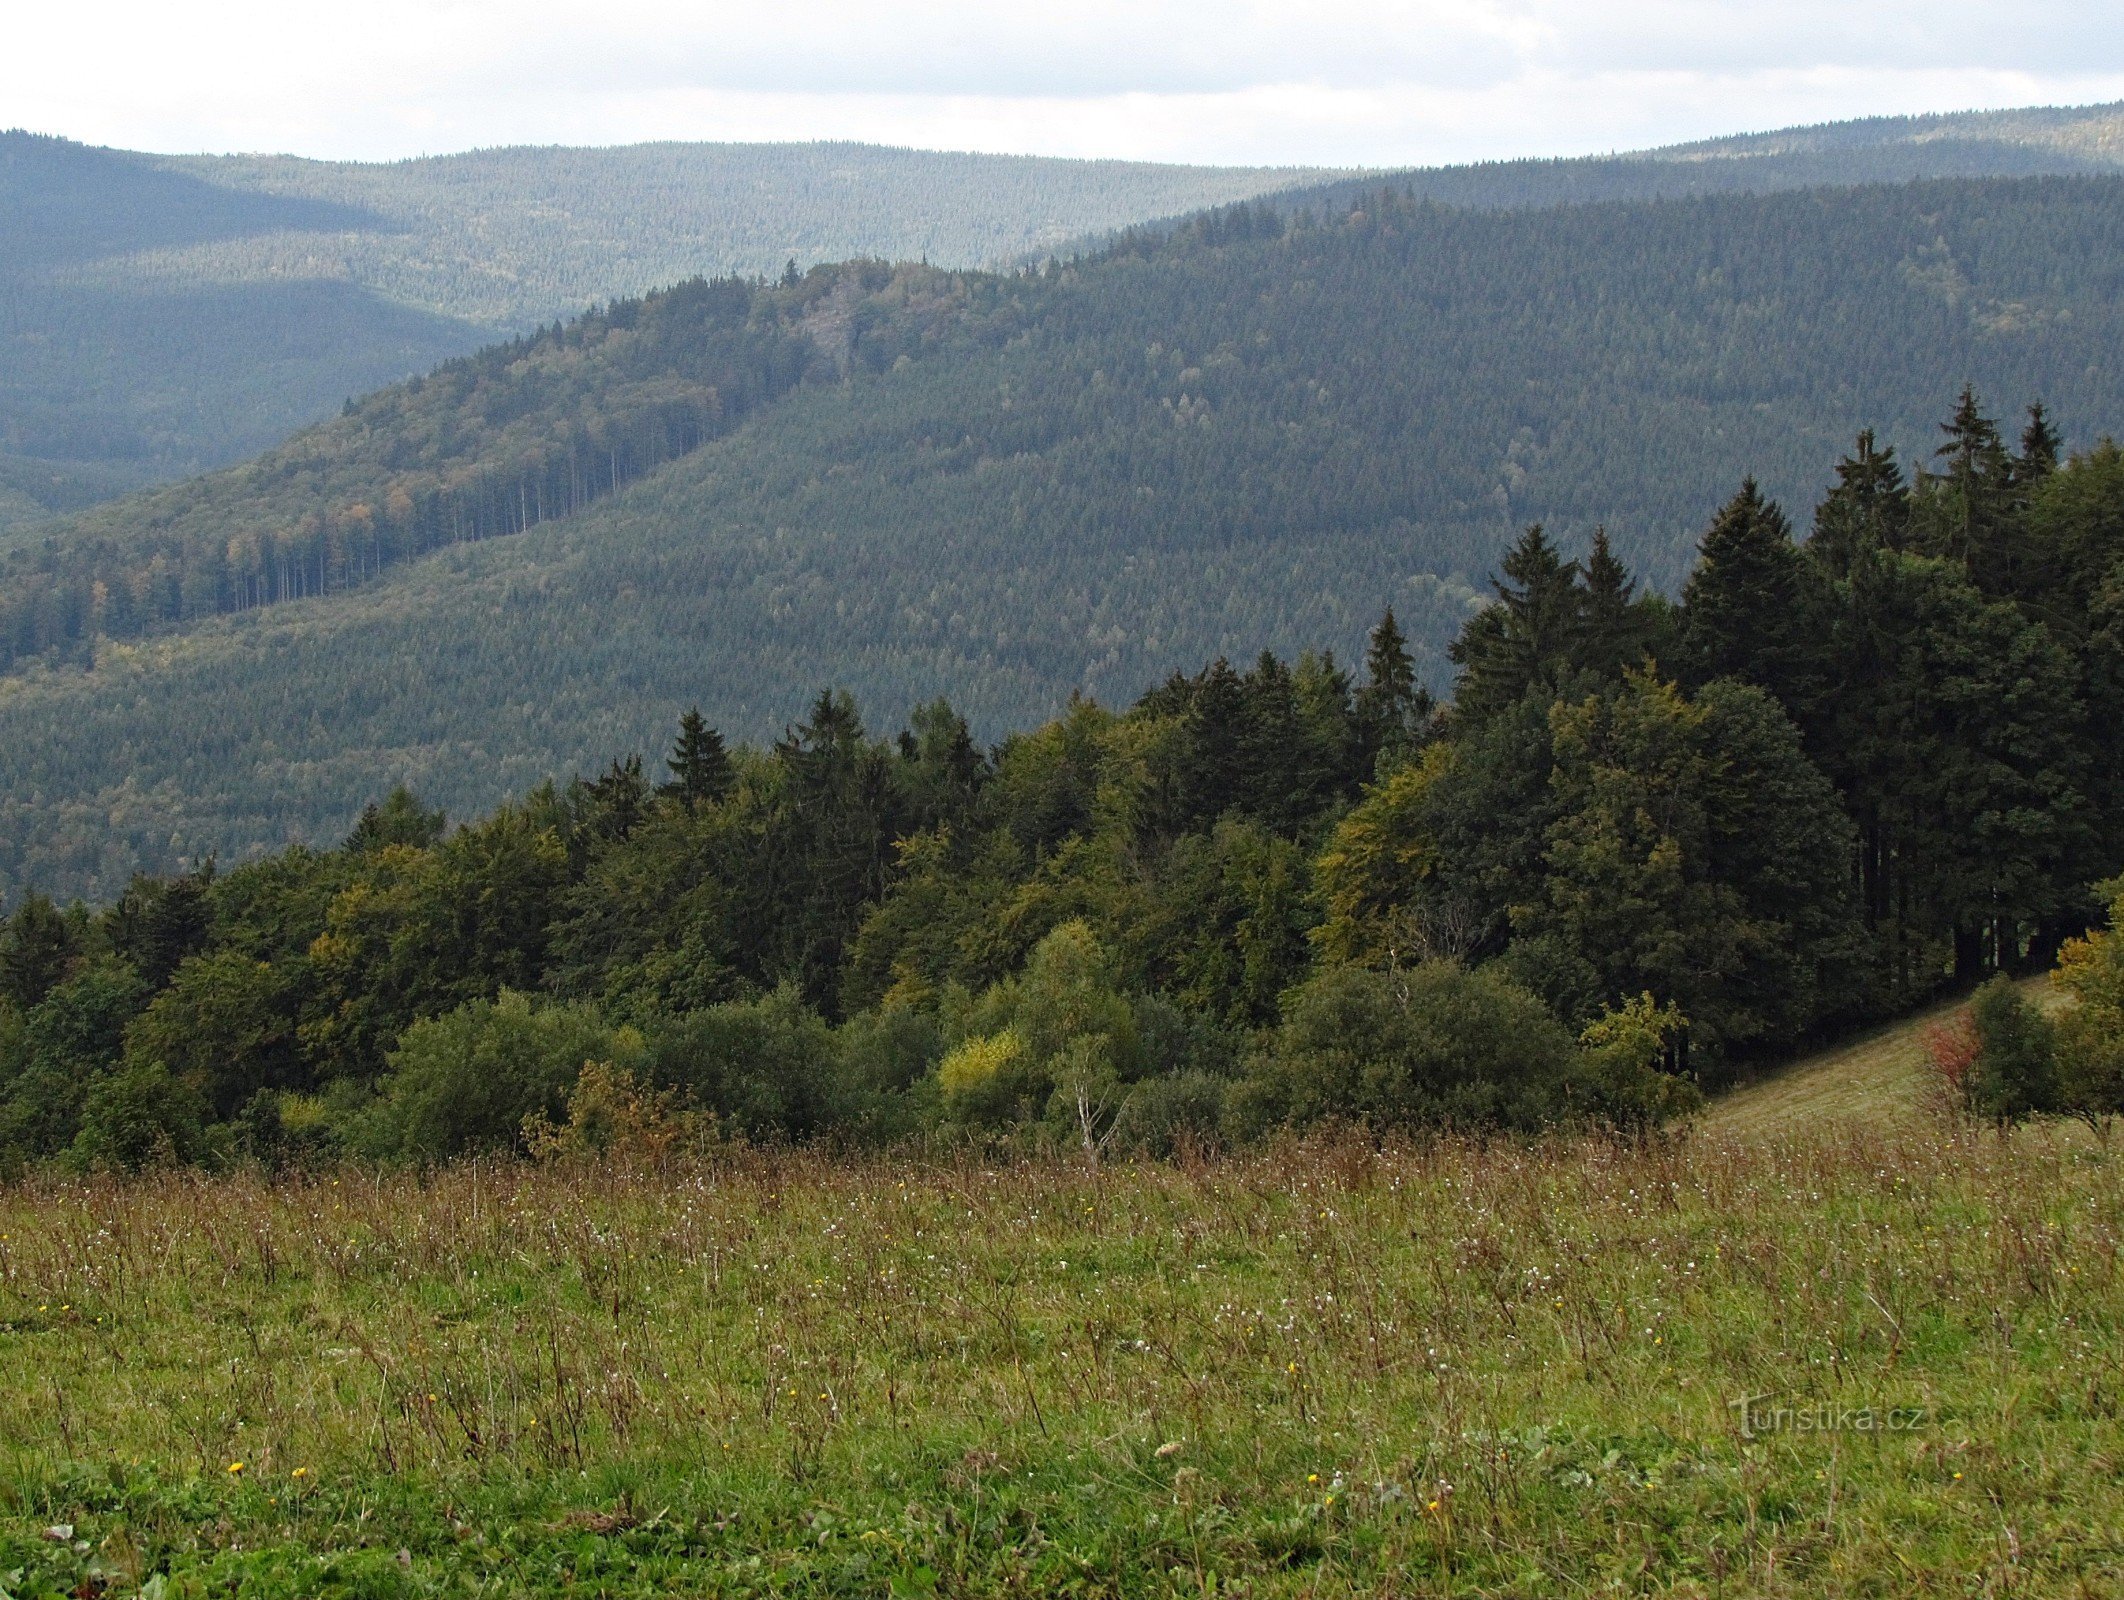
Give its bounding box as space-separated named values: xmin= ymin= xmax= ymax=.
xmin=3 ymin=1060 xmax=2120 ymax=1596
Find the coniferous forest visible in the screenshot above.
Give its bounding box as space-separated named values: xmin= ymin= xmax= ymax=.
xmin=5 ymin=387 xmax=2122 ymax=1171
xmin=5 ymin=174 xmax=2124 ymax=901
xmin=0 ymin=132 xmax=1336 ymax=532
xmin=6 ymin=105 xmax=2120 ymax=538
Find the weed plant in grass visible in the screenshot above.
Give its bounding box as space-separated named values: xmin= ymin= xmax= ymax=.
xmin=0 ymin=1127 xmax=2119 ymax=1596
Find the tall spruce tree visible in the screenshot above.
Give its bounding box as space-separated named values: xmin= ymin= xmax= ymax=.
xmin=2018 ymin=402 xmax=2062 ymax=484
xmin=1354 ymin=609 xmax=1431 ymax=771
xmin=0 ymin=894 xmax=77 ymax=1012
xmin=143 ymin=870 xmax=212 ymax=987
xmin=1825 ymin=548 xmax=2089 ymax=990
xmin=751 ymin=690 xmax=905 ymax=1008
xmin=662 ymin=708 xmax=733 ymax=811
xmin=1921 ymin=386 xmax=2018 ymax=594
xmin=1290 ymin=650 xmax=1363 ymax=815
xmin=2026 ymin=443 xmax=2124 ymax=917
xmin=584 ymin=755 xmax=650 ymax=844
xmin=1181 ymin=657 xmax=1250 ymax=827
xmin=896 ymin=699 xmax=985 ymax=834
xmin=1449 ymin=526 xmax=1582 ymax=725
xmin=1679 ymin=479 xmax=1827 ymax=730
xmin=1238 ymin=651 xmax=1310 ymax=833
xmin=1809 ymin=430 xmax=1909 ymax=579
xmin=1575 ymin=528 xmax=1656 ymax=679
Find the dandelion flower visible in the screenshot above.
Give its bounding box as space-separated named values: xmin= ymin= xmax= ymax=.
xmin=228 ymin=1462 xmax=245 ymax=1475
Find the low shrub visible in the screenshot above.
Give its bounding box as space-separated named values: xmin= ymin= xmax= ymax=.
xmin=70 ymin=1060 xmax=209 ymax=1171
xmin=643 ymin=984 xmax=840 ymax=1141
xmin=362 ymin=991 xmax=645 ymax=1159
xmin=1233 ymin=960 xmax=1578 ymax=1137
xmin=1965 ymin=975 xmax=2059 ymax=1124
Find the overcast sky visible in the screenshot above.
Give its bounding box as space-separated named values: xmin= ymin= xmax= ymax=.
xmin=9 ymin=1 xmax=2123 ymax=168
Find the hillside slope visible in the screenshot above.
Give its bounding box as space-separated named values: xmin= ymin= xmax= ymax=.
xmin=0 ymin=134 xmax=483 ymax=529
xmin=9 ymin=102 xmax=2124 ymax=536
xmin=3 ymin=175 xmax=2123 ymax=899
xmin=1699 ymin=978 xmax=2069 ymax=1137
xmin=1658 ymin=101 xmax=2124 ymax=165
xmin=0 ymin=134 xmax=1333 ymax=533
xmin=1075 ymin=100 xmax=2124 ymax=252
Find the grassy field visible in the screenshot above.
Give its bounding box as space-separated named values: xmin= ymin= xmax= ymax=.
xmin=1699 ymin=978 xmax=2068 ymax=1139
xmin=2 ymin=1071 xmax=2121 ymax=1597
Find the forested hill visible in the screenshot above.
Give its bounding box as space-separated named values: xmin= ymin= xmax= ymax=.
xmin=0 ymin=134 xmax=1334 ymax=534
xmin=147 ymin=143 xmax=1342 ymax=329
xmin=0 ymin=273 xmax=884 ymax=642
xmin=8 ymin=105 xmax=2122 ymax=539
xmin=1657 ymin=101 xmax=2124 ymax=164
xmin=1051 ymin=101 xmax=2124 ymax=254
xmin=3 ymin=173 xmax=2123 ymax=901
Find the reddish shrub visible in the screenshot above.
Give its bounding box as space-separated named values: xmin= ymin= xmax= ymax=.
xmin=1923 ymin=1012 xmax=1980 ymax=1101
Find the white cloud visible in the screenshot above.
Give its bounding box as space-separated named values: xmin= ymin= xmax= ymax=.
xmin=5 ymin=1 xmax=2121 ymax=164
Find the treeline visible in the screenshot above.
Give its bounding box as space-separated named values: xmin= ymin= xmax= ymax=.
xmin=0 ymin=266 xmax=1016 ymax=664
xmin=4 ymin=395 xmax=2122 ymax=1170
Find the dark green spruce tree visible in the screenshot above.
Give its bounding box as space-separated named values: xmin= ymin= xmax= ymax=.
xmin=748 ymin=691 xmax=903 ymax=1008
xmin=1180 ymin=658 xmax=1250 ymax=828
xmin=1354 ymin=609 xmax=1432 ymax=772
xmin=1449 ymin=526 xmax=1582 ymax=726
xmin=1921 ymin=386 xmax=2018 ymax=595
xmin=896 ymin=699 xmax=985 ymax=835
xmin=0 ymin=894 xmax=78 ymax=1013
xmin=1238 ymin=651 xmax=1310 ymax=833
xmin=584 ymin=756 xmax=651 ymax=846
xmin=1574 ymin=528 xmax=1657 ymax=679
xmin=1679 ymin=479 xmax=1828 ymax=730
xmin=1808 ymin=430 xmax=1909 ymax=579
xmin=2017 ymin=402 xmax=2062 ymax=484
xmin=661 ymin=708 xmax=733 ymax=811
xmin=109 ymin=865 xmax=215 ymax=990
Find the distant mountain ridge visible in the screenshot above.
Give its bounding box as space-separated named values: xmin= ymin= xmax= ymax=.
xmin=1 ymin=135 xmax=1338 ymax=536
xmin=9 ymin=102 xmax=2124 ymax=538
xmin=1093 ymin=100 xmax=2124 ymax=243
xmin=143 ymin=142 xmax=1344 ymax=328
xmin=1650 ymin=101 xmax=2124 ymax=162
